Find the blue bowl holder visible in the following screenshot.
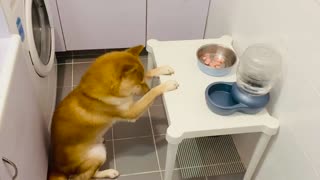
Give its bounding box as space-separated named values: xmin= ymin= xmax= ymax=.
xmin=205 ymin=82 xmax=270 ymax=115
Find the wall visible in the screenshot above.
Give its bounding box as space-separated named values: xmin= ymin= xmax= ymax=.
xmin=0 ymin=3 xmax=9 ymax=37
xmin=205 ymin=0 xmax=320 ymax=179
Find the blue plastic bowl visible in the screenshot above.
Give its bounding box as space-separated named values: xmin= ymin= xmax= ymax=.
xmin=197 ymin=44 xmax=237 ymax=77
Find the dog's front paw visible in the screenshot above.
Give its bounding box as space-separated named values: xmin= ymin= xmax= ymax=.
xmin=157 ymin=65 xmax=175 ymax=75
xmin=163 ymin=80 xmax=179 ymax=92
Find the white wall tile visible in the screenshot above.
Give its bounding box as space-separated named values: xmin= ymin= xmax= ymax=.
xmin=206 ymin=0 xmax=320 ymax=178
xmin=0 ymin=3 xmax=9 ymax=37
xmin=255 ymin=127 xmax=320 ymax=180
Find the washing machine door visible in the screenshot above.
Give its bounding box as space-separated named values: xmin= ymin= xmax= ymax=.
xmin=25 ymin=0 xmax=55 ymax=77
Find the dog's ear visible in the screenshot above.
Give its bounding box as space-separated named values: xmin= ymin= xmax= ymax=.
xmin=126 ymin=45 xmax=144 ymax=56
xmin=121 ymin=63 xmax=143 ymax=80
xmin=121 ymin=64 xmax=137 ymax=77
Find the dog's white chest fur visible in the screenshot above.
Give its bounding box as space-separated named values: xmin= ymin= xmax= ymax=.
xmin=103 ymin=96 xmax=133 ymax=110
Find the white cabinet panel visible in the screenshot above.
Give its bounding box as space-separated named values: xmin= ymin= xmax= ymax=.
xmin=48 ymin=0 xmax=66 ymax=51
xmin=0 ymin=42 xmax=48 ymax=180
xmin=57 ymin=0 xmax=146 ymax=50
xmin=147 ymin=0 xmax=210 ymax=41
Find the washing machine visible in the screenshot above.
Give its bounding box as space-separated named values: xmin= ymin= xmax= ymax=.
xmin=0 ymin=0 xmax=57 ymax=129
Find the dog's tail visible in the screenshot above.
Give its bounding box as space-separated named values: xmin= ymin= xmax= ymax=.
xmin=47 ymin=168 xmax=67 ymax=180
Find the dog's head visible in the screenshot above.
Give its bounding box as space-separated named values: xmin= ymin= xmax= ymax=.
xmin=79 ymin=45 xmax=150 ymax=98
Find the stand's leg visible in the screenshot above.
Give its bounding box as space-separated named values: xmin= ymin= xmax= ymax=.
xmin=164 ymin=142 xmax=179 ymax=180
xmin=147 ymin=53 xmax=156 ymax=88
xmin=244 ymin=133 xmax=271 ymax=180
xmin=147 ymin=53 xmax=155 ymax=70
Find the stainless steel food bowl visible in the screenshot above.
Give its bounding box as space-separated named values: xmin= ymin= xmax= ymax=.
xmin=196 ymin=44 xmax=237 ymax=77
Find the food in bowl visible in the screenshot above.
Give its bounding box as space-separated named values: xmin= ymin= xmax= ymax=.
xmin=201 ymin=53 xmax=226 ymax=68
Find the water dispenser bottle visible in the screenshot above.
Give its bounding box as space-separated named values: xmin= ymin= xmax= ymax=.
xmin=236 ymin=44 xmax=282 ymax=95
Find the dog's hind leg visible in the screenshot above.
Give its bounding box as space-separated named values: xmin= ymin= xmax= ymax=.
xmin=72 ymin=159 xmax=100 ymax=180
xmin=72 ymin=144 xmax=119 ymax=180
xmin=47 ymin=169 xmax=68 ymax=180
xmin=93 ymin=169 xmax=120 ymax=179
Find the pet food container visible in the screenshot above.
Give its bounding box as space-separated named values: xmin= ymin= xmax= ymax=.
xmin=196 ymin=44 xmax=237 ymax=77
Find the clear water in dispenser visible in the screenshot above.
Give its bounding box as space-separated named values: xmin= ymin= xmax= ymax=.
xmin=236 ymin=44 xmax=282 ymax=95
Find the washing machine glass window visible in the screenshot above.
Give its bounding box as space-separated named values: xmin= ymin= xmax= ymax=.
xmin=31 ymin=0 xmax=51 ymax=65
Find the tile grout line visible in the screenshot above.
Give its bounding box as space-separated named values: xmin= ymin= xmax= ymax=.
xmin=103 ymin=134 xmax=167 ymax=142
xmin=120 ymin=170 xmax=161 ymax=177
xmin=148 ymin=108 xmax=164 ymax=180
xmin=118 ymin=163 xmax=238 ymax=178
xmin=57 ymin=62 xmax=72 ymax=65
xmin=118 ymin=167 xmax=208 ymax=178
xmin=113 ymin=135 xmax=151 ymax=141
xmin=58 ymin=61 xmax=93 ymax=65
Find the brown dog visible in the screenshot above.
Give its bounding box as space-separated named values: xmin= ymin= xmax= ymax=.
xmin=48 ymin=45 xmax=178 ymax=180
